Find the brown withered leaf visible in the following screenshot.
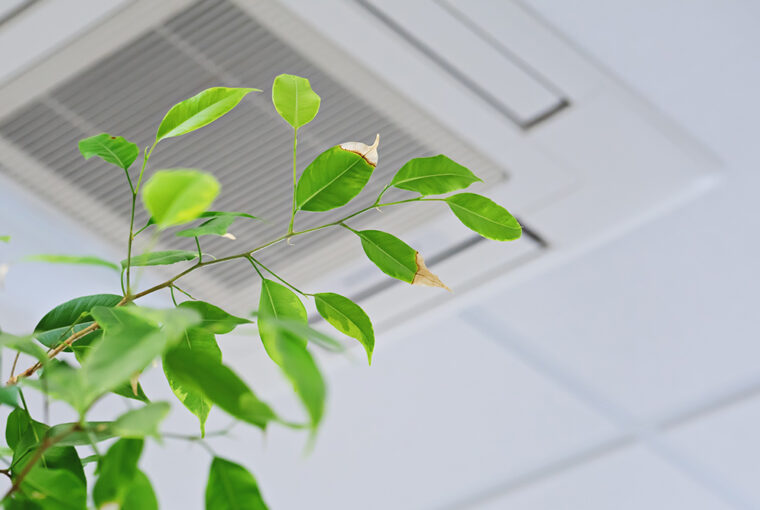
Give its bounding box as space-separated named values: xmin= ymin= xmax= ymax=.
xmin=411 ymin=252 xmax=451 ymax=291
xmin=340 ymin=134 xmax=380 ymax=167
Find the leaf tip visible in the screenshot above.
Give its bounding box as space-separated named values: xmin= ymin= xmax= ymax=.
xmin=340 ymin=133 xmax=380 ymax=167
xmin=411 ymin=252 xmax=451 ymax=291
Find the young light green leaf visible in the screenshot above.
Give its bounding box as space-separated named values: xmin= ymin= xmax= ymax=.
xmin=142 ymin=169 xmax=220 ymax=229
xmin=23 ymin=254 xmax=119 ymax=272
xmin=112 ymin=402 xmax=170 ymax=439
xmin=156 ymin=87 xmax=258 ymax=143
xmin=314 ymin=292 xmax=374 ymax=364
xmin=272 ymin=74 xmax=321 ymax=129
xmin=164 ymin=348 xmax=277 ymax=429
xmin=206 ymin=457 xmax=269 ymax=510
xmin=355 ymin=230 xmax=450 ymax=290
xmin=259 ymin=279 xmax=325 ymax=428
xmin=295 ymin=136 xmax=379 ymax=212
xmin=78 ymin=133 xmax=140 ymax=171
xmin=390 ymin=155 xmax=481 ymax=195
xmin=0 ymin=235 xmax=9 ymax=243
xmin=445 ymin=193 xmax=522 ymax=241
xmin=93 ymin=438 xmax=144 ymax=509
xmin=177 ymin=301 xmax=251 ymax=335
xmin=121 ymin=249 xmax=200 ymax=268
xmin=163 ymin=328 xmax=221 ymax=436
xmin=34 ymin=293 xmax=122 ymax=348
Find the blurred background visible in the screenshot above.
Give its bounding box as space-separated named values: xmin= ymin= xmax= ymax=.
xmin=0 ymin=0 xmax=758 ymax=508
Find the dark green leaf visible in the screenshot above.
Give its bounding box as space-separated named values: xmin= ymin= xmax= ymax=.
xmin=164 ymin=348 xmax=276 ymax=429
xmin=93 ymin=439 xmax=143 ymax=509
xmin=34 ymin=294 xmax=121 ymax=348
xmin=314 ymin=292 xmax=374 ymax=364
xmin=8 ymin=409 xmax=85 ymax=484
xmin=390 ymin=154 xmax=481 ymax=195
xmin=112 ymin=402 xmax=170 ymax=439
xmin=121 ymin=249 xmax=199 ymax=268
xmin=177 ymin=301 xmax=250 ymax=335
xmin=206 ymin=457 xmax=268 ymax=510
xmin=445 ymin=193 xmax=522 ymax=241
xmin=141 ymin=169 xmax=220 ymax=229
xmin=31 ymin=307 xmax=199 ymax=413
xmin=156 ymin=87 xmax=258 ymax=143
xmin=259 ymin=280 xmax=325 ymax=428
xmin=272 ymin=74 xmax=320 ymax=129
xmin=295 ymin=141 xmax=377 ymax=212
xmin=355 ymin=229 xmax=417 ymax=283
xmin=20 ymin=467 xmax=86 ymax=510
xmin=22 ymin=254 xmax=119 ymax=272
xmin=163 ymin=328 xmax=221 ymax=436
xmin=78 ymin=133 xmax=139 ymax=171
xmin=112 ymin=380 xmax=150 ymax=403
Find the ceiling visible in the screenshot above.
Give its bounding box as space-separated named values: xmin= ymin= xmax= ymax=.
xmin=1 ymin=0 xmax=759 ymax=509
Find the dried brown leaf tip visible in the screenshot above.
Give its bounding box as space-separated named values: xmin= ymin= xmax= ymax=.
xmin=411 ymin=252 xmax=451 ymax=291
xmin=130 ymin=373 xmax=140 ymax=396
xmin=340 ymin=133 xmax=380 ymax=167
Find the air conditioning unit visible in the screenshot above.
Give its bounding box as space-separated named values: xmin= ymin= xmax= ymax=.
xmin=0 ymin=0 xmax=718 ymax=357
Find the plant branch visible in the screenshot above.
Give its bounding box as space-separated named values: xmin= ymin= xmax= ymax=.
xmin=8 ymin=197 xmax=428 ymax=382
xmin=288 ymin=128 xmax=298 ymax=235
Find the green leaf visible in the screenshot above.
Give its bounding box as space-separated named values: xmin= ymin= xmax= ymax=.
xmin=390 ymin=155 xmax=481 ymax=195
xmin=445 ymin=193 xmax=522 ymax=241
xmin=142 ymin=169 xmax=220 ymax=229
xmin=20 ymin=467 xmax=87 ymax=510
xmin=31 ymin=307 xmax=199 ymax=413
xmin=177 ymin=301 xmax=250 ymax=335
xmin=121 ymin=249 xmax=199 ymax=268
xmin=122 ymin=470 xmax=159 ymax=510
xmin=0 ymin=385 xmax=19 ymax=407
xmin=355 ymin=229 xmax=416 ymax=283
xmin=206 ymin=457 xmax=269 ymax=510
xmin=0 ymin=332 xmax=48 ymax=362
xmin=47 ymin=422 xmax=115 ymax=447
xmin=156 ymin=87 xmax=257 ymax=143
xmin=271 ymin=74 xmax=320 ymax=129
xmin=112 ymin=380 xmax=150 ymax=403
xmin=34 ymin=293 xmax=122 ymax=348
xmin=93 ymin=439 xmax=143 ymax=509
xmin=112 ymin=402 xmax=170 ymax=439
xmin=259 ymin=279 xmax=325 ymax=428
xmin=163 ymin=327 xmax=221 ymax=436
xmin=314 ymin=292 xmax=374 ymax=364
xmin=260 ymin=317 xmax=343 ymax=353
xmin=7 ymin=409 xmax=85 ymax=484
xmin=22 ymin=254 xmax=119 ymax=272
xmin=176 ymin=216 xmax=235 ymax=238
xmin=0 ymin=235 xmax=9 ymax=243
xmin=295 ymin=141 xmax=377 ymax=212
xmin=163 ymin=348 xmax=277 ymax=429
xmin=78 ymin=133 xmax=139 ymax=171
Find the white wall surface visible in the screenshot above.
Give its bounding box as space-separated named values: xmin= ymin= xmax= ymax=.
xmin=1 ymin=0 xmax=759 ymax=509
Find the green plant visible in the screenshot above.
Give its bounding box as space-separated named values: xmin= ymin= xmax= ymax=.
xmin=0 ymin=74 xmax=521 ymax=508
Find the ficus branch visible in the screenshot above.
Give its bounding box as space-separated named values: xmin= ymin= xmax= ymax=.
xmin=7 ymin=196 xmax=433 ymax=383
